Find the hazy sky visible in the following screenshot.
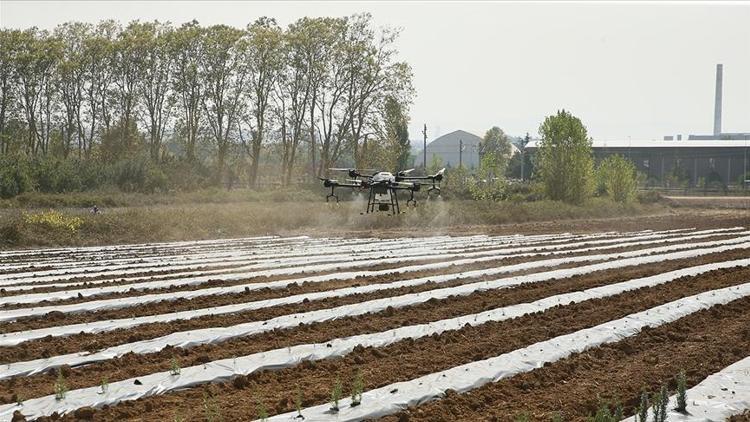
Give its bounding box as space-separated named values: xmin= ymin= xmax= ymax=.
xmin=1 ymin=1 xmax=748 ymax=142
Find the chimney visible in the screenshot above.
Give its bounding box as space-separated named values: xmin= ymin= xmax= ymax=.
xmin=713 ymin=64 xmax=723 ymax=137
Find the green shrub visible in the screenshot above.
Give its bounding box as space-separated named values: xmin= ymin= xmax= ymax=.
xmin=0 ymin=156 xmax=34 ymax=198
xmin=596 ymin=155 xmax=638 ymax=203
xmin=536 ymin=110 xmax=595 ymax=204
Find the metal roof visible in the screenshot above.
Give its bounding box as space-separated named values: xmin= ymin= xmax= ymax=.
xmin=526 ymin=139 xmax=750 ymax=149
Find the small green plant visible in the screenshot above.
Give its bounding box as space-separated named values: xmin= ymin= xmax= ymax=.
xmin=675 ymin=370 xmax=687 ymax=412
xmin=170 ymin=357 xmax=181 ymax=376
xmin=330 ymin=378 xmax=343 ymax=412
xmin=257 ymin=399 xmax=268 ymax=421
xmin=612 ymin=400 xmax=624 ymax=420
xmin=658 ymin=385 xmax=669 ymax=421
xmin=99 ymin=377 xmax=109 ymax=394
xmin=550 ymin=412 xmax=563 ymax=422
xmin=590 ymin=403 xmax=613 ymax=422
xmin=651 ymin=390 xmax=661 ymax=422
xmin=54 ymin=371 xmax=68 ymax=401
xmin=15 ymin=395 xmax=23 ymax=406
xmin=649 ymin=385 xmax=669 ymax=422
xmin=636 ymin=391 xmax=649 ymax=422
xmin=203 ymin=392 xmax=222 ymax=422
xmin=350 ymin=370 xmax=364 ymax=406
xmin=294 ymin=384 xmax=304 ymax=418
xmin=514 ymin=412 xmax=531 ymax=422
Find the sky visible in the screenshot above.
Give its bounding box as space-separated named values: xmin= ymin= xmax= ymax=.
xmin=1 ymin=1 xmax=749 ymax=143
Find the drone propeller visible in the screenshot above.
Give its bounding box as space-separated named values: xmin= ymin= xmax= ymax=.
xmin=401 ymin=168 xmax=415 ymax=174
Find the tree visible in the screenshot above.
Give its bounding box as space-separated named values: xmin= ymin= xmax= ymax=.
xmin=171 ymin=21 xmax=203 ymax=162
xmin=478 ymin=126 xmax=512 ymax=179
xmin=0 ymin=29 xmax=21 ymax=155
xmin=54 ymin=22 xmax=90 ymax=158
xmin=382 ymin=96 xmax=410 ymax=171
xmin=243 ymin=17 xmax=284 ymax=187
xmin=14 ymin=28 xmax=61 ymax=155
xmin=132 ymin=21 xmax=174 ymax=162
xmin=276 ymin=19 xmax=313 ymax=185
xmin=597 ymin=155 xmax=637 ymax=202
xmin=199 ymin=24 xmax=247 ymax=182
xmin=536 ymin=110 xmax=595 ymax=204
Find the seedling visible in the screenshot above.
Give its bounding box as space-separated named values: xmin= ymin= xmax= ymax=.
xmin=257 ymin=399 xmax=268 ymax=422
xmin=54 ymin=371 xmax=68 ymax=401
xmin=514 ymin=412 xmax=531 ymax=422
xmin=203 ymin=392 xmax=222 ymax=422
xmin=99 ymin=378 xmax=109 ymax=394
xmin=550 ymin=412 xmax=563 ymax=422
xmin=658 ymin=385 xmax=669 ymax=421
xmin=590 ymin=403 xmax=613 ymax=422
xmin=612 ymin=400 xmax=624 ymax=420
xmin=649 ymin=385 xmax=669 ymax=422
xmin=170 ymin=357 xmax=181 ymax=376
xmin=350 ymin=370 xmax=364 ymax=407
xmin=295 ymin=384 xmax=304 ymax=419
xmin=329 ymin=378 xmax=343 ymax=412
xmin=651 ymin=390 xmax=662 ymax=422
xmin=636 ymin=391 xmax=649 ymax=422
xmin=675 ymin=370 xmax=688 ymax=412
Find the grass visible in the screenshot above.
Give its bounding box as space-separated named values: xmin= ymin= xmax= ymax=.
xmin=0 ymin=192 xmax=668 ymax=249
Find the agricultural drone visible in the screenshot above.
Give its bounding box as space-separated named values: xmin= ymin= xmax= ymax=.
xmin=320 ymin=168 xmax=445 ymax=215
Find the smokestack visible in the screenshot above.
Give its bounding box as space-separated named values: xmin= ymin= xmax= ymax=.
xmin=713 ymin=64 xmax=723 ymax=137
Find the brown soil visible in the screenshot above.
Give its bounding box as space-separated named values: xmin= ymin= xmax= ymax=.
xmin=729 ymin=410 xmax=750 ymax=421
xmin=3 ymin=247 xmax=747 ymax=367
xmin=0 ymin=229 xmax=676 ymax=297
xmin=2 ymin=255 xmax=748 ymax=418
xmin=380 ymin=298 xmax=750 ymax=422
xmin=0 ymin=231 xmax=739 ymax=323
xmin=34 ymin=262 xmax=750 ymax=422
xmin=0 ymin=252 xmax=575 ymax=332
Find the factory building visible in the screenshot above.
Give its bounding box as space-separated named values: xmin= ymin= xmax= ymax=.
xmin=529 ymin=64 xmax=750 ymax=188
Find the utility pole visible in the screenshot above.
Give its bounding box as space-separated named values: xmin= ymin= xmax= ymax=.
xmin=459 ymin=139 xmax=464 ymax=168
xmin=422 ymin=124 xmax=427 ymax=173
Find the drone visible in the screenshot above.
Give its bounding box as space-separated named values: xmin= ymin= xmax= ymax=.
xmin=320 ymin=168 xmax=445 ymax=215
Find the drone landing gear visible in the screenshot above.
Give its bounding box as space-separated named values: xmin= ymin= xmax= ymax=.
xmin=406 ymin=189 xmax=417 ymax=207
xmin=427 ymin=183 xmax=441 ymax=198
xmin=365 ymin=188 xmax=400 ymax=216
xmin=325 ymin=186 xmax=339 ymax=203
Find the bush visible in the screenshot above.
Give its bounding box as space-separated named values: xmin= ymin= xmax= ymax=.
xmin=0 ymin=156 xmax=34 ymax=198
xmin=536 ymin=110 xmax=595 ymax=204
xmin=596 ymin=155 xmax=637 ymax=203
xmin=31 ymin=157 xmax=84 ymax=193
xmin=110 ymin=157 xmax=168 ymax=193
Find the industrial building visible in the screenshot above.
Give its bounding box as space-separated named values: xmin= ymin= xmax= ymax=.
xmin=414 ymin=130 xmax=483 ymax=169
xmin=528 ymin=64 xmax=749 ymax=188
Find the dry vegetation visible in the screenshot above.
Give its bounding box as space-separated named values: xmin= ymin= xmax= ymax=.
xmin=0 ymin=189 xmax=669 ymax=248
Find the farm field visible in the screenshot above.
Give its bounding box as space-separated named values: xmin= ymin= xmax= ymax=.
xmin=1 ymin=218 xmax=749 ymax=421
